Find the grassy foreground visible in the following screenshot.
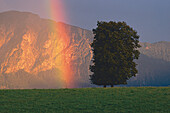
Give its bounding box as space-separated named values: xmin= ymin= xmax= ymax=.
xmin=0 ymin=87 xmax=169 ymax=113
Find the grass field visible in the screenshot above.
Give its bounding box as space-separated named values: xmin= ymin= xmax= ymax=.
xmin=0 ymin=87 xmax=169 ymax=113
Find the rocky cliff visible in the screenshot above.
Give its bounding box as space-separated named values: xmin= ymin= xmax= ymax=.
xmin=0 ymin=11 xmax=169 ymax=88
xmin=139 ymin=41 xmax=170 ymax=62
xmin=0 ymin=11 xmax=93 ymax=88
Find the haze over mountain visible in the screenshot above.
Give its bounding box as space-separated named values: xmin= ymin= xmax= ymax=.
xmin=128 ymin=42 xmax=170 ymax=86
xmin=0 ymin=11 xmax=169 ymax=88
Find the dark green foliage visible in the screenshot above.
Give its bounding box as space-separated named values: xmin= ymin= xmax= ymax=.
xmin=90 ymin=21 xmax=141 ymax=86
xmin=0 ymin=88 xmax=169 ymax=113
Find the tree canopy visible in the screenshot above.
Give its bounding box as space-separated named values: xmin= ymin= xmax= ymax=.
xmin=90 ymin=21 xmax=141 ymax=87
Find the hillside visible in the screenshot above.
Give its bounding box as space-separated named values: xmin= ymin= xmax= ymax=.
xmin=0 ymin=11 xmax=93 ymax=88
xmin=0 ymin=11 xmax=169 ymax=88
xmin=127 ymin=42 xmax=170 ymax=86
xmin=139 ymin=41 xmax=170 ymax=62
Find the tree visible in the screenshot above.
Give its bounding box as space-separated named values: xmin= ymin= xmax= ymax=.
xmin=89 ymin=21 xmax=141 ymax=87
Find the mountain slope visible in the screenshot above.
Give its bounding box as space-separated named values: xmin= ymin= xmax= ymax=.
xmin=128 ymin=54 xmax=170 ymax=86
xmin=0 ymin=11 xmax=93 ymax=88
xmin=139 ymin=41 xmax=170 ymax=62
xmin=128 ymin=41 xmax=170 ymax=86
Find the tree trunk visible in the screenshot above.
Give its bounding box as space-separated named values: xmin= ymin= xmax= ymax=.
xmin=103 ymin=85 xmax=106 ymax=88
xmin=111 ymin=85 xmax=114 ymax=87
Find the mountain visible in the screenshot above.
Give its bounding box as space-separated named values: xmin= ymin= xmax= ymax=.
xmin=139 ymin=41 xmax=170 ymax=62
xmin=0 ymin=11 xmax=169 ymax=88
xmin=0 ymin=11 xmax=93 ymax=89
xmin=128 ymin=42 xmax=170 ymax=86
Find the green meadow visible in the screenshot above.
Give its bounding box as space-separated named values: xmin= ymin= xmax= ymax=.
xmin=0 ymin=87 xmax=169 ymax=113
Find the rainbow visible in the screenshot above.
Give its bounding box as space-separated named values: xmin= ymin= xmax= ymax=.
xmin=45 ymin=0 xmax=74 ymax=88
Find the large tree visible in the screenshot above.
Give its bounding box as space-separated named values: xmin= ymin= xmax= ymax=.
xmin=90 ymin=21 xmax=141 ymax=87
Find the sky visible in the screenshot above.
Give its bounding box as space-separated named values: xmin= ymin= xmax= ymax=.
xmin=0 ymin=0 xmax=170 ymax=43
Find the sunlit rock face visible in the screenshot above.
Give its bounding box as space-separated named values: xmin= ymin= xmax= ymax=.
xmin=0 ymin=11 xmax=93 ymax=88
